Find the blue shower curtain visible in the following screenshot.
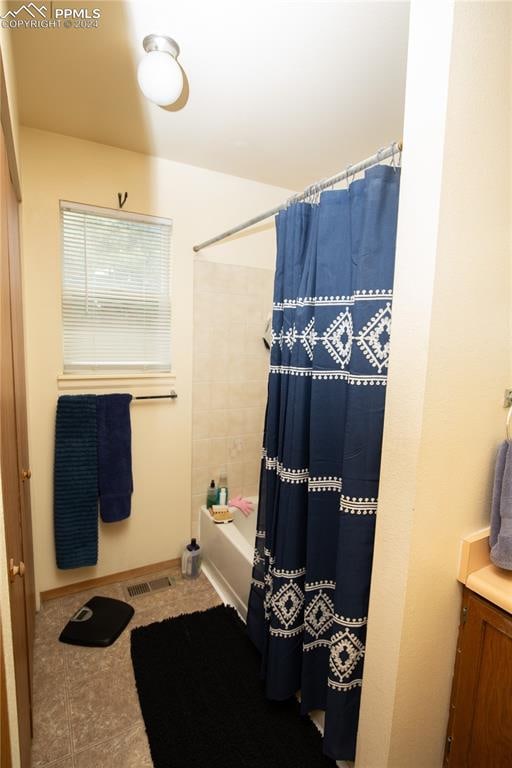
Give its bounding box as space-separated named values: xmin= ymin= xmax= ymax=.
xmin=247 ymin=164 xmax=400 ymax=762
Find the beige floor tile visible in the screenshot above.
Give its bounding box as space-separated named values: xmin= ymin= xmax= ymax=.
xmin=33 ymin=568 xmax=222 ymax=766
xmin=35 ymin=598 xmax=62 ymax=637
xmin=68 ymin=664 xmax=142 ymax=752
xmin=33 ymin=606 xmax=68 ymax=693
xmin=65 ymin=632 xmax=132 ymax=691
xmin=73 ymin=724 xmax=153 ymax=768
xmin=33 ymin=638 xmax=68 ymax=694
xmin=31 ymin=689 xmax=71 ymax=768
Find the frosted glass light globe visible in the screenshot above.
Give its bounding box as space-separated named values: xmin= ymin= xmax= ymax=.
xmin=137 ymin=49 xmax=183 ymax=107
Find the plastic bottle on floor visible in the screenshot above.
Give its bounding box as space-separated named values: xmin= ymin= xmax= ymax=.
xmin=181 ymin=538 xmax=202 ymax=579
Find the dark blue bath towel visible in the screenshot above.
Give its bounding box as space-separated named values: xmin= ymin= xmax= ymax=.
xmin=97 ymin=394 xmax=133 ymax=522
xmin=54 ymin=395 xmax=98 ymax=569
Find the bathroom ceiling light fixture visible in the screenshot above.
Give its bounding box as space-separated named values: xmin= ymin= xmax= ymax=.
xmin=137 ymin=34 xmax=183 ymax=107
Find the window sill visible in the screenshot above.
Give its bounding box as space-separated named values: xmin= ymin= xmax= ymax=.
xmin=57 ymin=372 xmax=176 ymax=398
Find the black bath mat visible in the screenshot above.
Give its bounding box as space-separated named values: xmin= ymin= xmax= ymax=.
xmin=131 ymin=605 xmax=335 ymax=768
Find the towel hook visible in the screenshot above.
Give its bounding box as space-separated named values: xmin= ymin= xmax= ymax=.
xmin=506 ymin=405 xmax=512 ymax=441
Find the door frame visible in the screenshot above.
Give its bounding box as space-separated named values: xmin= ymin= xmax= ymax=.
xmin=0 ymin=50 xmax=21 ymax=203
xmin=1 ymin=608 xmax=12 ymax=768
xmin=0 ymin=43 xmax=22 ymax=768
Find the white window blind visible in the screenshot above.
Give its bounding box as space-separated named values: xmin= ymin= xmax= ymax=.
xmin=61 ymin=203 xmax=172 ymax=373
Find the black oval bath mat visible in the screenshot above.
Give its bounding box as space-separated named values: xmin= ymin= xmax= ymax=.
xmin=131 ymin=605 xmax=335 ymax=768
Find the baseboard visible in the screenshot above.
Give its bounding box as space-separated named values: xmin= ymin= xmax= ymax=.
xmin=40 ymin=558 xmax=181 ymax=602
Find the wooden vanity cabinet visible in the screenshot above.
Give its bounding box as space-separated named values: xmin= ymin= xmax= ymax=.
xmin=444 ymin=587 xmax=512 ymax=767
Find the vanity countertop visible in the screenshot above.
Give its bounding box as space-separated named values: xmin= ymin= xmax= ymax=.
xmin=458 ymin=528 xmax=512 ymax=614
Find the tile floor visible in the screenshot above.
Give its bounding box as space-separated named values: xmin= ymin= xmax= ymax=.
xmin=31 ymin=566 xmax=221 ymax=768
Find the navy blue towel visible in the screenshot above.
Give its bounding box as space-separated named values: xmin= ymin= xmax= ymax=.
xmin=97 ymin=394 xmax=133 ymax=522
xmin=54 ymin=395 xmax=98 ymax=569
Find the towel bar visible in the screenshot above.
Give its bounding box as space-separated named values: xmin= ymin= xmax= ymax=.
xmin=133 ymin=390 xmax=178 ymax=401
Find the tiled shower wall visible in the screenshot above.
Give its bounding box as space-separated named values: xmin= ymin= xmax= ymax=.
xmin=191 ymin=261 xmax=274 ymax=537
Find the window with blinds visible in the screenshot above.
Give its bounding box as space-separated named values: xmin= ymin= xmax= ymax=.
xmin=61 ymin=203 xmax=172 ymax=373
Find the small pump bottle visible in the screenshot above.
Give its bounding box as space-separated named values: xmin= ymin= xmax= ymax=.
xmin=217 ymin=470 xmax=228 ymax=506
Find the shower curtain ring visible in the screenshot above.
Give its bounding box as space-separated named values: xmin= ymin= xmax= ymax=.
xmin=391 ymin=143 xmax=398 ymax=173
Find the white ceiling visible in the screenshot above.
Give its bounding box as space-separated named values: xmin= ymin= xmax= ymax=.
xmin=12 ymin=0 xmax=409 ymax=190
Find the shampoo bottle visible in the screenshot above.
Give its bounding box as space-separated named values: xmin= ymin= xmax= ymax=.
xmin=206 ymin=479 xmax=217 ymax=508
xmin=181 ymin=538 xmax=201 ymax=579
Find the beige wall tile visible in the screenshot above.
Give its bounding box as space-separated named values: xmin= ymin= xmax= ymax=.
xmin=192 ymin=439 xmax=209 ymax=469
xmin=225 ymin=461 xmax=244 ymax=498
xmin=210 ymin=300 xmax=231 ymax=327
xmin=208 ymin=409 xmax=230 ymax=437
xmin=244 ymin=292 xmax=268 ymax=323
xmin=192 ymin=409 xmax=209 ymax=439
xmin=243 ymin=407 xmax=265 ymax=436
xmin=191 ymin=263 xmax=273 ymax=527
xmin=243 ymin=380 xmax=267 ymax=405
xmin=243 ymin=354 xmax=268 ymax=382
xmin=208 ymin=437 xmax=227 ymax=466
xmin=227 ymin=408 xmax=245 ymax=436
xmin=208 ymin=464 xmax=228 ymax=487
xmin=244 ymin=323 xmax=269 ymax=356
xmin=210 ymin=381 xmax=230 ymax=410
xmin=192 ymin=381 xmax=211 ymax=411
xmin=210 ymin=352 xmax=230 ymax=381
xmin=227 ymin=293 xmax=247 ymax=324
xmin=243 ymin=483 xmax=259 ymax=498
xmin=193 ymin=297 xmax=211 ymax=327
xmin=228 ymin=380 xmax=248 ymax=409
xmin=244 ymin=433 xmax=264 ymax=454
xmin=193 ymin=352 xmax=209 ymax=382
xmin=194 ymin=324 xmax=211 ymax=356
xmin=191 ymin=466 xmax=209 ymax=496
xmin=227 ymin=436 xmax=244 ymax=462
xmin=225 ymin=355 xmax=246 ymax=381
xmin=229 ymin=322 xmax=246 ymax=348
xmin=247 ymin=267 xmax=274 ymax=296
xmin=227 ymin=265 xmax=248 ymax=295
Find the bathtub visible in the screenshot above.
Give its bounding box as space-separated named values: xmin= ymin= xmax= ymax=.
xmin=200 ymin=497 xmax=257 ymax=620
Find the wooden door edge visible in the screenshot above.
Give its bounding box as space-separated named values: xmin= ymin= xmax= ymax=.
xmin=0 ymin=612 xmax=13 ymax=768
xmin=0 ymin=47 xmax=21 ymax=202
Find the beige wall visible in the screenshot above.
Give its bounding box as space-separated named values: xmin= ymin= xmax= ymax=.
xmin=19 ymin=126 xmax=291 ymax=595
xmin=357 ymin=3 xmax=511 ymax=766
xmin=191 ymin=261 xmax=273 ymax=534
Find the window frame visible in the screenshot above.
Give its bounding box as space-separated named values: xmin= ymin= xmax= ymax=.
xmin=59 ymin=200 xmax=174 ymax=380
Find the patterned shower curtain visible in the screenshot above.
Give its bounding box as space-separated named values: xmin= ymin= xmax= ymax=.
xmin=247 ymin=164 xmax=400 ymax=762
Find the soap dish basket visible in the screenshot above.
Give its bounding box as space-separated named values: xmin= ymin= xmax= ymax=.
xmin=209 ymin=505 xmax=234 ymax=524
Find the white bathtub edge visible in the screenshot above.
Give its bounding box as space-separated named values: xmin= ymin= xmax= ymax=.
xmin=202 ymin=560 xmax=248 ymax=622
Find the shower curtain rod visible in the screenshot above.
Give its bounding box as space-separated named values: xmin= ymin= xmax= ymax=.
xmin=192 ymin=140 xmax=402 ymax=252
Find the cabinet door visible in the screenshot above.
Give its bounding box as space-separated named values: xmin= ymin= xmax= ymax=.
xmin=446 ymin=589 xmax=512 ymax=767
